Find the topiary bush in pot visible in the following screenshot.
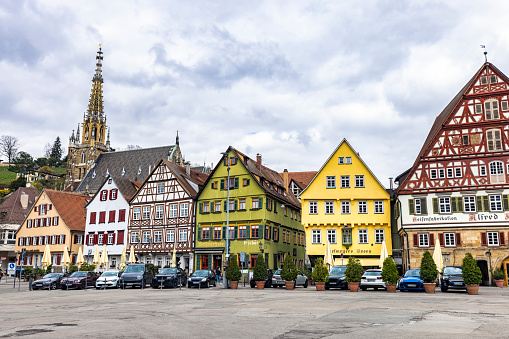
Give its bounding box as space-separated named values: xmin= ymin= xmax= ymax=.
xmin=462 ymin=252 xmax=482 ymax=290
xmin=381 ymin=257 xmax=399 ymax=285
xmin=280 ymin=255 xmax=298 ymax=282
xmin=345 ymin=256 xmax=363 ymax=283
xmin=312 ymin=258 xmax=329 ymax=283
xmin=253 ymin=255 xmax=268 ymax=282
xmin=225 ymin=255 xmax=242 ymax=281
xmin=419 ymin=250 xmax=438 ymax=283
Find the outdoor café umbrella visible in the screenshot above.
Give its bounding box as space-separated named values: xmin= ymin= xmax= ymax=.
xmin=93 ymin=244 xmax=100 ymax=266
xmin=61 ymin=246 xmax=71 ymax=271
xmin=100 ymin=246 xmax=109 ymax=270
xmin=128 ymin=245 xmax=136 ymax=264
xmin=119 ymin=246 xmax=127 ymax=271
xmin=379 ymin=240 xmax=389 ymax=268
xmin=324 ymin=240 xmax=334 ymax=270
xmin=171 ymin=246 xmax=177 ymax=268
xmin=432 ymin=238 xmax=444 ymax=274
xmin=41 ymin=244 xmax=52 ymax=270
xmin=76 ymin=247 xmax=85 ymax=270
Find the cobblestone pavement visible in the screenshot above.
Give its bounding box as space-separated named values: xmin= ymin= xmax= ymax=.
xmin=1 ymin=280 xmax=508 ymax=338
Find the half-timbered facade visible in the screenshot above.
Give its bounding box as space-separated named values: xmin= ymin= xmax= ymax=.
xmin=397 ymin=62 xmax=509 ymax=285
xmin=128 ymin=159 xmax=207 ymax=273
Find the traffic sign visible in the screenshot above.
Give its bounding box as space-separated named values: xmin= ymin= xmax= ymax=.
xmin=7 ymin=263 xmax=15 ymax=275
xmin=240 ymin=252 xmax=245 ymax=262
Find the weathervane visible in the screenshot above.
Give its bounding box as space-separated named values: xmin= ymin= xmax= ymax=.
xmin=480 ymin=45 xmax=487 ymax=63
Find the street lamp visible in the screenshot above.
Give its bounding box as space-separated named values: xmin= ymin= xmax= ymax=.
xmin=220 ymin=151 xmax=236 ymax=289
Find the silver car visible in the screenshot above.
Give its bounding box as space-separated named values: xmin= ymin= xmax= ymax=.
xmin=96 ymin=271 xmax=120 ymax=289
xmin=271 ymin=269 xmax=309 ymax=288
xmin=360 ymin=269 xmax=385 ymax=290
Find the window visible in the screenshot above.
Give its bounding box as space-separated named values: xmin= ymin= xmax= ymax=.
xmin=415 ymin=199 xmax=422 ymax=214
xmin=325 ymin=201 xmax=334 ymax=214
xmin=273 ymin=227 xmax=279 ymax=241
xmin=309 ymin=201 xmax=318 ymax=214
xmin=439 ymin=197 xmax=451 ymax=213
xmin=251 ymin=225 xmax=259 ymax=238
xmin=214 ymin=201 xmax=221 ymax=212
xmin=76 ymin=235 xmax=83 ymax=245
xmin=99 ymin=211 xmax=106 ymax=223
xmin=142 ymin=231 xmax=151 ymax=243
xmin=101 ymin=190 xmax=107 ymax=201
xmin=228 ymin=200 xmax=235 ymax=211
xmin=118 ymin=209 xmax=126 ymax=222
xmin=251 ymin=198 xmax=260 ymax=209
xmin=490 ymin=75 xmax=497 ymax=84
xmin=239 ymin=199 xmax=246 ymax=210
xmin=109 ymin=210 xmax=116 ymax=223
xmin=444 ymin=232 xmax=456 ymax=246
xmin=463 ymin=196 xmax=476 ymax=212
xmin=228 ymin=226 xmax=235 ymax=239
xmin=180 ymin=203 xmax=189 ymax=217
xmin=475 ymin=103 xmax=483 ymax=113
xmin=170 ymin=204 xmax=178 ymax=218
xmin=239 ymin=225 xmax=246 ymax=239
xmin=342 ymin=228 xmax=352 ymax=245
xmin=201 ymin=227 xmax=210 ymax=240
xmin=338 ymin=157 xmax=344 ymax=164
xmin=375 ymin=229 xmax=384 ymax=243
xmin=327 ymin=229 xmax=336 ymax=244
xmin=326 ymin=176 xmax=336 ymax=188
xmin=211 ymin=181 xmax=218 ymax=189
xmin=358 ymin=229 xmax=368 ymax=244
xmin=166 ymin=230 xmax=174 ymax=243
xmin=487 ymin=231 xmax=499 ymax=246
xmin=179 ymin=229 xmax=187 ymax=242
xmin=487 ymin=129 xmax=503 ymax=151
xmin=447 ymin=168 xmax=454 ymax=178
xmin=484 ymin=99 xmax=500 ymax=120
xmin=480 ymin=166 xmax=487 ymax=176
xmin=110 ymin=189 xmax=117 ymax=200
xmin=374 ymin=200 xmax=384 ymax=214
xmin=430 ymin=169 xmax=437 ymax=179
xmin=312 ymin=229 xmax=321 ymax=244
xmin=502 ymin=101 xmax=509 ymax=111
xmin=358 ymin=201 xmax=367 ymax=214
xmin=462 ymin=135 xmax=470 ymax=145
xmin=341 ymin=201 xmax=350 ymax=214
xmin=489 ymin=161 xmax=505 ymax=184
xmin=455 ymin=168 xmax=462 ymax=178
xmin=157 ymin=183 xmax=164 ymax=194
xmin=243 ymin=178 xmax=250 ymax=186
xmin=346 ymin=157 xmax=352 ymax=164
xmin=133 ymin=208 xmax=140 ymax=220
xmin=108 ymin=233 xmax=114 ymax=245
xmin=489 ymin=195 xmax=503 ymax=211
xmin=418 ymin=233 xmax=429 ymax=247
xmin=214 ymin=227 xmax=221 ymax=240
xmin=87 ymin=234 xmax=93 ymax=245
xmin=98 ymin=234 xmax=104 ymax=245
xmin=341 ymin=176 xmax=350 ymax=188
xmin=142 ymin=207 xmax=150 ymax=220
xmin=438 ymin=169 xmax=445 ymax=179
xmin=355 ymin=175 xmax=364 ymax=188
xmin=155 ymin=206 xmax=164 ymax=219
xmin=40 ymin=204 xmax=46 ymax=215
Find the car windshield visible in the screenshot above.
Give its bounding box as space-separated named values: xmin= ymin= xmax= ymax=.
xmin=329 ymin=267 xmax=346 ymax=275
xmin=101 ymin=272 xmax=118 ymax=277
xmin=70 ymin=272 xmax=87 ymax=278
xmin=443 ymin=267 xmax=462 ymax=275
xmin=159 ymin=268 xmax=178 ymax=274
xmin=43 ymin=273 xmax=60 ymax=279
xmin=124 ymin=265 xmax=144 ymax=273
xmin=404 ymin=270 xmax=420 ymax=277
xmin=363 ymin=271 xmax=382 ymax=276
xmin=274 ymin=270 xmax=281 ymax=275
xmin=192 ymin=270 xmax=209 ymax=277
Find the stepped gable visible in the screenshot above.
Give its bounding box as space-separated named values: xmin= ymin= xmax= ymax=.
xmin=44 ymin=190 xmax=89 ymax=231
xmin=0 ymin=187 xmax=39 ymax=224
xmin=76 ymin=145 xmax=177 ymax=195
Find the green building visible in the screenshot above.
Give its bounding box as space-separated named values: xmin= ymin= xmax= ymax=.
xmin=195 ymin=147 xmax=305 ymax=271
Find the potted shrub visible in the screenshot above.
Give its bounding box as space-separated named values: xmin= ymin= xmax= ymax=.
xmin=33 ymin=267 xmax=45 ymax=279
xmin=226 ymin=256 xmax=242 ymax=289
xmin=253 ymin=255 xmax=268 ymax=289
xmin=419 ymin=250 xmax=438 ymax=293
xmin=23 ymin=266 xmax=33 ymax=282
xmin=462 ymin=252 xmax=482 ymax=294
xmin=381 ymin=257 xmax=399 ymax=292
xmin=345 ymin=257 xmax=363 ymax=292
xmin=312 ymin=258 xmax=329 ymax=291
xmin=492 ymin=267 xmax=506 ymax=288
xmin=280 ymin=255 xmax=299 ymax=290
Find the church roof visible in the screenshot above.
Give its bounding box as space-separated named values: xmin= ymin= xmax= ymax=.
xmin=0 ymin=187 xmax=39 ymax=225
xmin=76 ymin=145 xmax=178 ymax=195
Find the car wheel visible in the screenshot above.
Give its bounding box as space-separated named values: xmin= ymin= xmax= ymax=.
xmin=79 ymin=282 xmax=85 ymax=290
xmin=441 ymin=286 xmax=448 ymax=292
xmin=303 ymin=280 xmax=308 ymax=288
xmin=50 ymin=282 xmax=57 ymax=290
xmin=188 ymin=283 xmax=192 ymax=288
xmin=325 ymin=286 xmax=330 ymax=290
xmin=205 ymin=281 xmax=209 ymax=288
xmin=251 ymin=281 xmax=256 ymax=288
xmin=374 ymin=287 xmax=378 ymax=291
xmin=213 ymin=279 xmax=217 ymax=287
xmin=361 ymin=287 xmax=367 ymax=291
xmin=33 ymin=286 xmax=39 ymax=290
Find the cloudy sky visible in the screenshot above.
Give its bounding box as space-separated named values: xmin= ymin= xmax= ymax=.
xmin=2 ymin=0 xmax=509 ymax=187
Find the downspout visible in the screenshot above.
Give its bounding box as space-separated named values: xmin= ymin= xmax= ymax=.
xmin=397 ymin=197 xmax=410 ymax=270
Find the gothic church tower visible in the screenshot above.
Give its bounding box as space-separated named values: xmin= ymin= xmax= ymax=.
xmin=65 ymin=45 xmax=112 ymax=188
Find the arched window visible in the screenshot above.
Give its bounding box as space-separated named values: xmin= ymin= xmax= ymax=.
xmin=486 ymin=129 xmax=503 ymax=152
xmin=81 ymin=152 xmax=86 ymax=164
xmin=484 ymin=99 xmax=500 ymax=120
xmin=489 ymin=161 xmax=505 ymax=184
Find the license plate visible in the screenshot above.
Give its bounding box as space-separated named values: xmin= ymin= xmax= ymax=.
xmin=368 ymin=279 xmax=375 ymax=282
xmin=407 ymin=283 xmax=417 ymax=287
xmin=66 ymin=283 xmax=72 ymax=286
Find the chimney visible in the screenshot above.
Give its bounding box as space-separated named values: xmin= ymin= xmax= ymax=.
xmin=256 ymin=153 xmax=262 ymax=169
xmin=283 ymin=169 xmax=289 ymax=191
xmin=389 ymin=177 xmax=394 ymax=190
xmin=20 ymin=193 xmax=29 ymax=209
xmin=186 ymin=162 xmax=191 ymax=176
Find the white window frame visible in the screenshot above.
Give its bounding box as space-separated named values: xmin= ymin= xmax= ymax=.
xmin=155 ymin=205 xmax=164 ymax=219
xmin=133 ymin=207 xmax=140 ymax=220
xmin=430 ymin=169 xmax=437 ymax=179
xmin=484 ymin=99 xmax=500 ymax=120
xmin=131 ymin=232 xmax=139 ymax=243
xmin=324 ymin=201 xmax=334 ymax=214
xmin=487 ymin=129 xmax=503 ymax=151
xmin=439 ymin=197 xmax=451 ymax=213
xmin=487 ymin=231 xmax=499 ymax=246
xmin=142 ymin=231 xmax=151 ymax=243
xmin=415 ymin=199 xmax=421 ymax=214
xmin=312 ymin=229 xmax=321 ymax=244
xmin=309 ymin=201 xmax=318 ymax=214
xmin=166 ymin=230 xmax=175 ymax=243
xmin=447 ymin=168 xmax=454 ymax=178
xmin=341 ymin=201 xmax=350 ymax=214
xmin=87 ymin=234 xmax=93 ymax=245
xmin=107 ymin=233 xmax=114 ymax=245
xmin=341 ymin=175 xmax=350 ymax=188
xmin=358 ymin=229 xmax=368 ymax=244
xmin=355 ymin=175 xmax=364 ymax=188
xmin=170 ymin=204 xmax=178 ymax=218
xmin=345 ymin=157 xmax=352 ymax=164
xmin=142 ymin=206 xmax=150 ymax=220
xmin=98 ymin=234 xmax=104 ymax=245
xmin=154 ymin=231 xmax=162 ymax=243
xmin=157 ymin=183 xmax=164 ymax=194
xmin=179 ymin=229 xmax=188 ymax=242
xmin=444 ymin=232 xmax=456 ymax=247
xmin=463 ymin=196 xmax=476 ymax=213
xmin=480 ymin=165 xmax=487 ymax=176
xmin=438 ymin=169 xmax=445 ymax=179
xmin=375 ymin=229 xmax=384 ymax=244
xmin=489 ymin=161 xmax=505 ymax=184
xmin=489 ymin=195 xmax=503 ymax=212
xmin=338 ymin=157 xmax=344 ymax=164
xmin=326 ymin=176 xmax=336 ymax=188
xmin=418 ymin=233 xmax=429 ymax=247
xmin=327 ymin=229 xmax=337 ymax=244
xmin=455 ymin=167 xmax=462 ymax=178
xmin=180 ymin=203 xmax=189 ymax=217
xmin=358 ymin=200 xmax=367 ymax=214
xmin=374 ymin=200 xmax=384 ymax=214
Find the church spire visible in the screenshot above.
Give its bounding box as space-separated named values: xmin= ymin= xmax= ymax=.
xmin=86 ymin=44 xmax=104 ymax=121
xmin=176 ymin=130 xmax=179 ymax=146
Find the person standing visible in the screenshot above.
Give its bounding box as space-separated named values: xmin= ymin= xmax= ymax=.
xmin=215 ymin=267 xmax=221 ymax=285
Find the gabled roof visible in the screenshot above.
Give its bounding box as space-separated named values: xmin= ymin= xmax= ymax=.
xmin=157 ymin=159 xmax=208 ymax=197
xmin=76 ymin=145 xmax=177 ymax=195
xmin=0 ymin=187 xmax=39 ymax=225
xmin=44 ymin=189 xmax=89 ymax=232
xmin=280 ymin=171 xmax=317 ymax=190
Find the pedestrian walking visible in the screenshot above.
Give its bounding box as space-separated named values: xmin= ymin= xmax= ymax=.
xmin=0 ymin=269 xmax=3 ymax=282
xmin=215 ymin=267 xmax=221 ymax=285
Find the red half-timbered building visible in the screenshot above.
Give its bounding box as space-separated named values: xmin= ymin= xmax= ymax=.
xmin=396 ymin=62 xmax=509 ymax=286
xmin=128 ymin=159 xmax=207 ymax=274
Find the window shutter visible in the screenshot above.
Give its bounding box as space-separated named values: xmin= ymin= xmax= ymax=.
xmin=413 ymin=234 xmax=419 ymax=247
xmin=62 ymin=235 xmax=66 ymax=244
xmin=420 ymin=198 xmax=427 ymax=214
xmin=482 ymin=196 xmax=490 ymax=212
xmin=408 ymin=199 xmax=415 ymax=214
xmin=476 ymin=196 xmax=483 ymax=212
xmin=455 ymin=233 xmax=461 ymax=246
xmin=234 ymin=177 xmax=239 ymax=189
xmin=451 ymin=197 xmax=458 ymax=213
xmin=38 ymin=206 xmax=41 ymax=215
xmin=432 ymin=198 xmax=438 ymax=213
xmin=197 ymin=227 xmax=202 ymax=240
xmin=48 ymin=204 xmax=52 ymax=210
xmin=103 ymin=232 xmax=108 ymax=244
xmin=246 ymin=224 xmax=251 ymax=239
xmin=223 ymin=200 xmax=227 ymax=212
xmin=222 ymin=226 xmax=226 ymax=239
xmin=220 ymin=179 xmax=225 ymax=190
xmin=503 ymin=195 xmax=509 ymax=211
xmin=234 ymin=200 xmax=238 ymax=211
xmin=246 ymin=178 xmax=250 ymax=186
xmin=94 ymin=234 xmax=98 ymax=245
xmin=234 ymin=226 xmax=238 ymax=239
xmin=199 ymin=202 xmax=203 ymax=213
xmin=429 ymin=233 xmax=435 ymax=246
xmin=74 ymin=235 xmax=77 ymax=244
xmin=480 ymin=232 xmax=487 ymax=246
xmin=499 ymin=232 xmax=506 ymax=246
xmin=259 ymin=197 xmax=263 ymax=209
xmin=208 ymin=255 xmax=212 ymax=270
xmin=456 ymin=197 xmax=463 ymax=212
xmin=85 ymin=234 xmax=89 ymax=245
xmin=57 ymin=254 xmax=61 ymax=265
xmin=196 ymin=254 xmax=201 ymax=270
xmin=223 ymin=157 xmax=227 ymax=166
xmin=259 ymin=224 xmax=264 ymax=239
xmin=438 ymin=233 xmax=444 ymax=246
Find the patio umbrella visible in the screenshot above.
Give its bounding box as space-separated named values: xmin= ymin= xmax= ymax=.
xmin=172 ymin=246 xmax=177 ymax=268
xmin=119 ymin=246 xmax=127 ymax=271
xmin=41 ymin=244 xmax=52 ymax=269
xmin=324 ymin=240 xmax=334 ymax=270
xmin=432 ymin=238 xmax=443 ymax=274
xmin=93 ymin=244 xmax=100 ymax=267
xmin=61 ymin=246 xmax=71 ymax=271
xmin=128 ymin=245 xmax=136 ymax=264
xmin=76 ymin=247 xmax=85 ymax=270
xmin=379 ymin=240 xmax=389 ymax=269
xmin=100 ymin=246 xmax=109 ymax=270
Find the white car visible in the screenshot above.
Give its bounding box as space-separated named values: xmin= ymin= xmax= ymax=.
xmin=271 ymin=270 xmax=309 ymax=288
xmin=360 ymin=269 xmax=386 ymax=291
xmin=96 ymin=271 xmax=120 ymax=289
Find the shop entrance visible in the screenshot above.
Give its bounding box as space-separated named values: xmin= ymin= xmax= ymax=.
xmin=213 ymin=255 xmax=222 ymax=271
xmin=476 ymin=260 xmax=489 ymax=286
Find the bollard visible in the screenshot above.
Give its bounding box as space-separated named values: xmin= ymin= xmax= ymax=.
xmin=29 ymin=277 xmax=32 ymax=291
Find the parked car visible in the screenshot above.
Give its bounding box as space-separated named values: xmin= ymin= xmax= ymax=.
xmin=325 ymin=266 xmax=347 ymax=290
xmin=60 ymin=271 xmax=98 ymax=289
xmin=271 ymin=269 xmax=308 ymax=288
xmin=187 ymin=269 xmax=216 ymax=288
xmin=32 ymin=273 xmax=66 ymax=290
xmin=360 ymin=269 xmax=385 ymax=291
xmin=152 ymin=267 xmax=187 ymax=288
xmin=250 ymin=269 xmax=273 ymax=288
xmin=96 ymin=271 xmax=121 ymax=289
xmin=398 ymin=269 xmax=424 ymax=292
xmin=120 ymin=264 xmax=157 ymax=288
xmin=440 ymin=266 xmax=466 ymax=292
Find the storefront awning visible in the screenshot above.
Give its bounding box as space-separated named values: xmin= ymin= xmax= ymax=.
xmin=194 ymin=247 xmax=224 ymax=254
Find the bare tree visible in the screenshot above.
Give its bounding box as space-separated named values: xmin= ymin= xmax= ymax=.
xmin=0 ymin=135 xmax=20 ymax=164
xmin=43 ymin=143 xmax=52 ymax=158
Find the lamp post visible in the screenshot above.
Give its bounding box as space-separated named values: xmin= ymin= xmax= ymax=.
xmin=220 ymin=152 xmax=235 ymax=289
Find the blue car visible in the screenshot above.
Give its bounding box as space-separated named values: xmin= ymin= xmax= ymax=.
xmin=399 ymin=269 xmax=425 ymax=292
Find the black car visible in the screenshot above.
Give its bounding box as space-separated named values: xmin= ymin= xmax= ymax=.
xmin=152 ymin=267 xmax=187 ymax=288
xmin=120 ymin=264 xmax=157 ymax=288
xmin=32 ymin=273 xmax=66 ymax=290
xmin=187 ymin=269 xmax=216 ymax=288
xmin=441 ymin=266 xmax=466 ymax=292
xmin=250 ymin=269 xmax=273 ymax=288
xmin=325 ymin=266 xmax=347 ymax=290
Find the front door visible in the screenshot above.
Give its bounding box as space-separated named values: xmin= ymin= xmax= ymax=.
xmin=213 ymin=256 xmax=222 ymax=272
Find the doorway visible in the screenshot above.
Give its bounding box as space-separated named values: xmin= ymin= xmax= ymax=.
xmin=213 ymin=256 xmax=222 ymax=271
xmin=476 ymin=260 xmax=489 ymax=286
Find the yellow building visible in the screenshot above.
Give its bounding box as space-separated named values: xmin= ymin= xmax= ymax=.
xmin=301 ymin=139 xmax=391 ymax=267
xmin=15 ymin=189 xmax=88 ymax=271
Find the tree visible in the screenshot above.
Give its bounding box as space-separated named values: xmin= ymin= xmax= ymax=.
xmin=280 ymin=254 xmax=298 ymax=281
xmin=225 ymin=255 xmax=242 ymax=281
xmin=0 ymin=135 xmax=19 ymax=164
xmin=312 ymin=258 xmax=329 ymax=283
xmin=381 ymin=257 xmax=399 ymax=284
xmin=9 ymin=177 xmax=27 ymax=190
xmin=253 ymin=255 xmax=268 ymax=281
xmin=345 ymin=256 xmax=363 ymax=282
xmin=461 ymin=253 xmax=482 ymax=285
xmin=8 ymin=152 xmax=35 ymax=176
xmin=50 ymin=137 xmax=63 ymax=161
xmin=419 ymin=250 xmax=438 ymax=283
xmin=43 ymin=143 xmax=52 ymax=158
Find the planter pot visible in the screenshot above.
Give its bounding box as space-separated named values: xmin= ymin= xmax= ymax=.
xmin=466 ymin=284 xmax=479 ymax=295
xmin=423 ymin=283 xmax=436 ymax=293
xmin=348 ymin=282 xmax=359 ymax=292
xmin=256 ymin=281 xmax=265 ymax=290
xmin=385 ymin=283 xmax=397 ymax=293
xmin=285 ymin=281 xmax=295 ymax=290
xmin=494 ymin=280 xmax=504 ymax=288
xmin=315 ymin=282 xmax=325 ymax=291
xmin=230 ymin=281 xmax=239 ymax=289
